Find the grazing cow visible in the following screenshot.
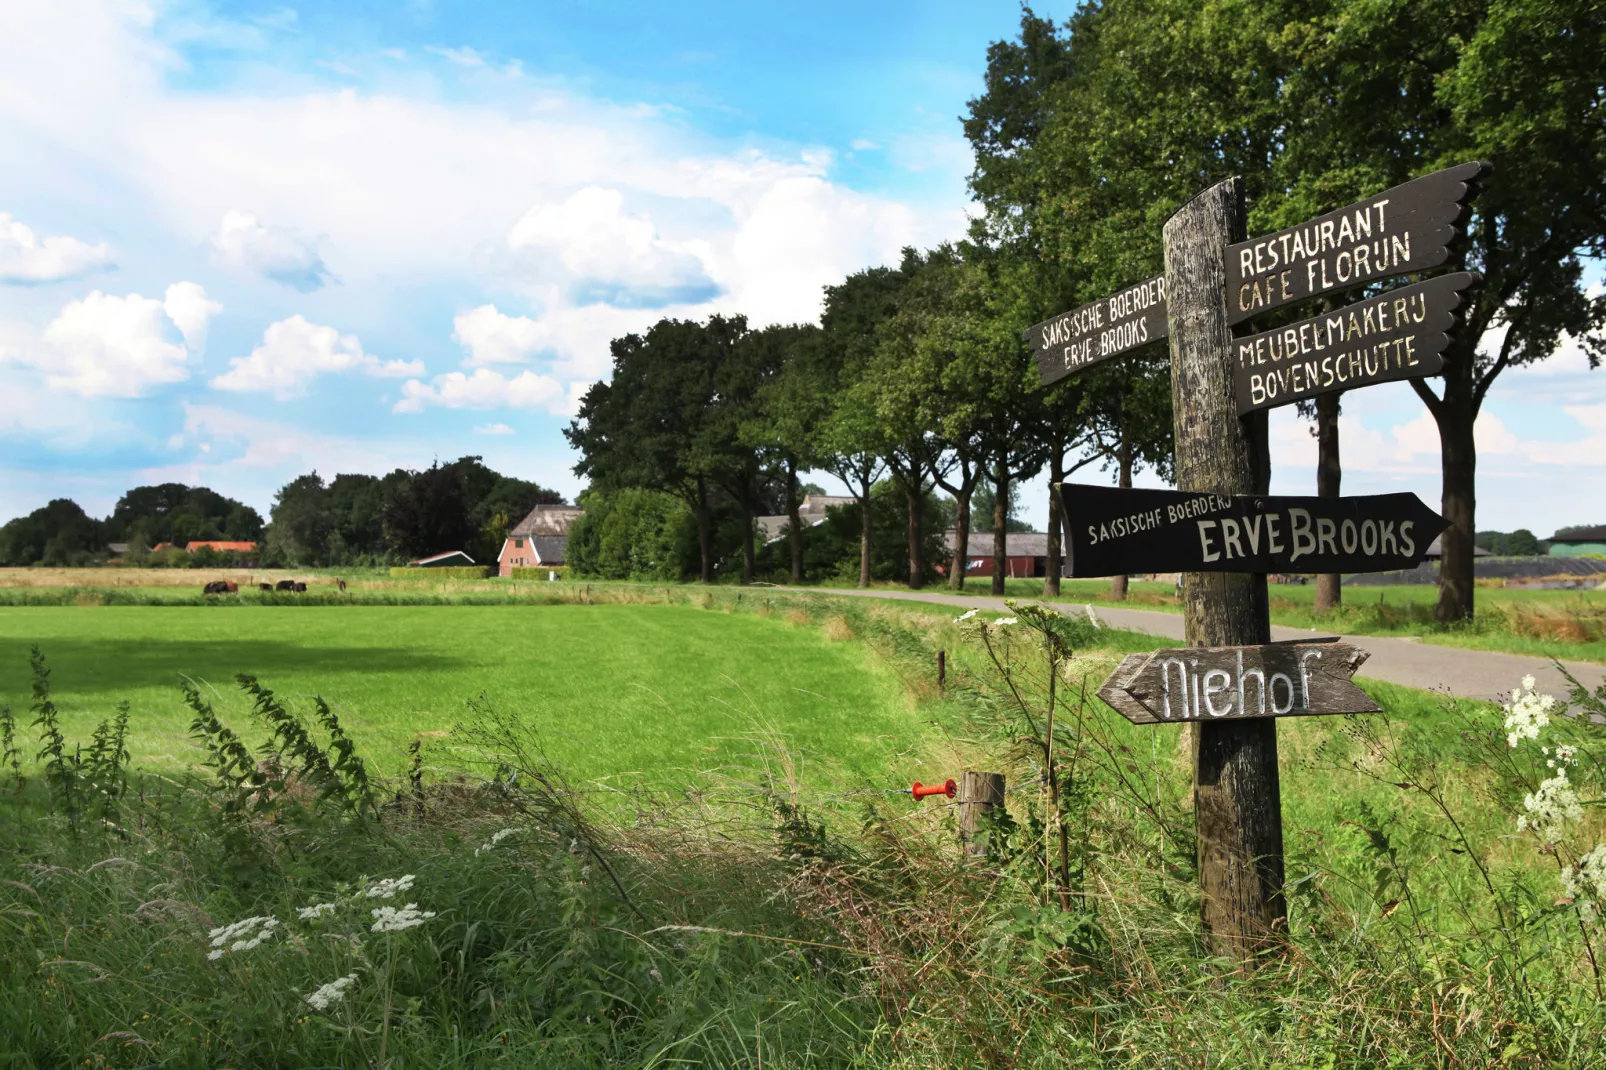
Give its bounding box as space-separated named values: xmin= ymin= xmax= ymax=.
xmin=293 ymin=582 xmax=307 ymax=593
xmin=202 ymin=581 xmax=226 ymax=595
xmin=223 ymin=581 xmax=238 ymax=593
xmin=336 ymin=578 xmax=347 ymax=593
xmin=259 ymin=583 xmax=273 ymax=592
xmin=275 ymin=579 xmax=296 ymax=591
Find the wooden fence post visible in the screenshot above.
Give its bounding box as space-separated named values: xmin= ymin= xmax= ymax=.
xmin=937 ymin=649 xmax=946 ymax=693
xmin=958 ymin=771 xmax=1006 ymax=858
xmin=1162 ymin=176 xmax=1285 ymax=959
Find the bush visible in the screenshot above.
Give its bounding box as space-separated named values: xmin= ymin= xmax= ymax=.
xmin=509 ymin=565 xmax=569 ymax=580
xmin=567 ymin=488 xmax=698 ymax=581
xmin=387 ymin=565 xmax=490 ymax=580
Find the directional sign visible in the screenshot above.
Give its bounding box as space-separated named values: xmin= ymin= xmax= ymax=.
xmin=1058 ymin=482 xmax=1446 ymax=578
xmin=1025 ymin=275 xmax=1167 ymax=386
xmin=1098 ymin=642 xmax=1380 ymax=725
xmin=1226 ymin=161 xmax=1490 ymax=325
xmin=1233 ymin=271 xmax=1479 ymax=415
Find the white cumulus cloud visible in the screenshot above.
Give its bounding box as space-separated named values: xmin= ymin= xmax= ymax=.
xmin=506 ymin=186 xmax=718 ymax=308
xmin=210 ymin=315 xmax=422 ymax=399
xmin=163 ymin=281 xmax=222 ymax=350
xmin=473 ymin=422 xmax=515 ymax=435
xmin=25 ymin=286 xmax=219 ymax=397
xmin=0 ymin=212 xmax=114 ymax=284
xmin=209 ymin=210 xmax=332 ymax=291
xmin=453 ymin=304 xmax=547 ymax=366
xmin=393 ymin=368 xmax=568 ymax=414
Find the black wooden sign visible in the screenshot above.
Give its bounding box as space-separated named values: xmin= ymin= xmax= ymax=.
xmin=1025 ymin=275 xmax=1167 ymax=386
xmin=1098 ymin=641 xmax=1380 ymax=725
xmin=1232 ymin=271 xmax=1479 ymax=415
xmin=1058 ymin=482 xmax=1446 ymax=577
xmin=1226 ymin=161 xmax=1490 ymax=325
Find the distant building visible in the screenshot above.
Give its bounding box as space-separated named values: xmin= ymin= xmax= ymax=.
xmin=1423 ymin=536 xmax=1491 ymax=559
xmin=942 ymin=531 xmax=1069 ymax=579
xmin=185 ymin=540 xmax=258 ymax=555
xmin=498 ymin=504 xmax=582 ymax=576
xmin=1549 ymin=526 xmax=1606 ymax=557
xmin=756 ymin=495 xmax=856 ymax=544
xmin=410 ymin=550 xmax=476 ymax=568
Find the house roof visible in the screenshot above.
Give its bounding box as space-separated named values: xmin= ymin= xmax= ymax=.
xmin=946 ymin=531 xmax=1055 ymax=557
xmin=756 ymin=495 xmax=857 ymax=544
xmin=410 ymin=550 xmax=476 ymax=566
xmin=511 ymin=504 xmax=582 ymax=537
xmin=1550 ymin=526 xmax=1606 ymax=543
xmin=528 ymin=535 xmax=568 ymax=564
xmin=185 ymin=540 xmax=257 ymax=553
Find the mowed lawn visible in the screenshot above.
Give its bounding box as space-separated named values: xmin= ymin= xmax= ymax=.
xmin=0 ymin=604 xmax=932 ymax=787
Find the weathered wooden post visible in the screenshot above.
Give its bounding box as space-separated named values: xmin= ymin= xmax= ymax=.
xmin=1162 ymin=177 xmax=1284 ymax=958
xmin=958 ymin=771 xmax=1006 ymax=858
xmin=937 ymin=649 xmax=946 ymax=693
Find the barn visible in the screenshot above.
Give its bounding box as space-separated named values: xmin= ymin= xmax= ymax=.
xmin=498 ymin=504 xmax=583 ymax=576
xmin=942 ymin=532 xmax=1071 ymax=579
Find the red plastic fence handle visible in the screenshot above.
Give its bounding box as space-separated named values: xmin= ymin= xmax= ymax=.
xmin=911 ymin=779 xmax=956 ymax=800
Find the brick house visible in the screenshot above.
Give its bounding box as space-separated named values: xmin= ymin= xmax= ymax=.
xmin=498 ymin=504 xmax=582 ymax=576
xmin=940 ymin=531 xmax=1070 ymax=579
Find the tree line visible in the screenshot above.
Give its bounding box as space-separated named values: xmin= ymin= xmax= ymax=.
xmin=569 ymin=0 xmax=1605 ymax=619
xmin=0 ymin=457 xmax=564 ymax=569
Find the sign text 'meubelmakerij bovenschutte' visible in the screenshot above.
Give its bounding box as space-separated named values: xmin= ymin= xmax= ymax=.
xmin=1058 ymin=482 xmax=1447 ymax=579
xmin=1232 ymin=271 xmax=1479 ymax=415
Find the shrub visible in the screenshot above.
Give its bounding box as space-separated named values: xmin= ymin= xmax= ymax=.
xmin=509 ymin=565 xmax=569 ymax=580
xmin=566 ymin=488 xmax=697 ymax=580
xmin=386 ymin=565 xmax=490 ymax=580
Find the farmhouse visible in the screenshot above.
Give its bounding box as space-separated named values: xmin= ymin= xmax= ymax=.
xmin=498 ymin=504 xmax=583 ymax=576
xmin=756 ymin=494 xmax=856 ymax=543
xmin=1549 ymin=526 xmax=1606 ymax=557
xmin=943 ymin=531 xmax=1071 ymax=579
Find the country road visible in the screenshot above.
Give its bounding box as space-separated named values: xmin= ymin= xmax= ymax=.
xmin=788 ymin=586 xmax=1606 ymax=708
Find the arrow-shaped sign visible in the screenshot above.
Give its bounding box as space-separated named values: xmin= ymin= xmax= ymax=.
xmin=1024 ymin=275 xmax=1167 ymax=387
xmin=1059 ymin=482 xmax=1447 ymax=578
xmin=1098 ymin=642 xmax=1380 ymax=725
xmin=1232 ymin=271 xmax=1480 ymax=415
xmin=1226 ymin=161 xmax=1491 ymax=325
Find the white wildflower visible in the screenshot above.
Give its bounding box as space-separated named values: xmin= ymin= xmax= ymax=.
xmin=304 ymin=973 xmax=360 ymax=1011
xmin=297 ymin=902 xmax=338 ymax=921
xmin=205 ymin=916 xmax=279 ymax=959
xmin=371 ymin=903 xmax=436 ymax=933
xmin=1564 ymin=845 xmax=1606 ymax=924
xmin=953 ymin=609 xmax=978 ymax=624
xmin=991 ymin=617 xmax=1017 ymax=628
xmin=1517 ymin=768 xmax=1583 ymax=843
xmin=1555 ymin=745 xmax=1579 ymax=766
xmin=475 ymin=827 xmax=520 ymax=856
xmin=364 ymin=875 xmax=416 ymax=900
xmin=1503 ymin=678 xmax=1557 ymax=747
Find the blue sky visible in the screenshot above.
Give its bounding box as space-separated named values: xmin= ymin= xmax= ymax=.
xmin=2 ymin=0 xmax=1602 ymax=537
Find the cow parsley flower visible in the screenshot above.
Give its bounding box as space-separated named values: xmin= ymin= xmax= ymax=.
xmin=1563 ymin=846 xmax=1606 ymax=924
xmin=297 ymin=902 xmax=338 ymax=921
xmin=371 ymin=903 xmax=436 ymax=933
xmin=475 ymin=828 xmax=520 ymax=856
xmin=992 ymin=617 xmax=1017 ymax=628
xmin=1518 ymin=769 xmax=1583 ymax=843
xmin=1504 ymin=677 xmax=1557 ymax=747
xmin=304 ymin=973 xmax=360 ymax=1011
xmin=206 ymin=916 xmax=280 ymax=960
xmin=954 ymin=609 xmax=978 ymax=624
xmin=364 ymin=875 xmax=416 ymax=900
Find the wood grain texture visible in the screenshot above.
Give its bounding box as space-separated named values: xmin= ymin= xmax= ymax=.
xmin=1100 ymin=642 xmax=1379 ymax=724
xmin=1163 ymin=175 xmax=1287 ymax=960
xmin=958 ymin=771 xmax=1006 ymax=859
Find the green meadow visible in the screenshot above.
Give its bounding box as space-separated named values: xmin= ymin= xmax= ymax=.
xmin=0 ymin=602 xmax=935 ymax=786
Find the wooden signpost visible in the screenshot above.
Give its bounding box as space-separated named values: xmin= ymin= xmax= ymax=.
xmin=1019 ymin=162 xmax=1488 ymax=960
xmin=1024 ymin=275 xmax=1167 ymax=386
xmin=1232 ymin=271 xmax=1479 ymax=415
xmin=1059 ymin=482 xmax=1447 ymax=578
xmin=1098 ymin=642 xmax=1380 ymax=726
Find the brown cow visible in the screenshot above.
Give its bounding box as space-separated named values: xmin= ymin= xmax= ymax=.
xmin=293 ymin=582 xmax=307 ymax=593
xmin=336 ymin=578 xmax=347 ymax=593
xmin=259 ymin=583 xmax=273 ymax=592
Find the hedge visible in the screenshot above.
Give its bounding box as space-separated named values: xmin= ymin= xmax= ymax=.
xmin=388 ymin=566 xmax=491 ymax=580
xmin=509 ymin=565 xmax=570 ymax=580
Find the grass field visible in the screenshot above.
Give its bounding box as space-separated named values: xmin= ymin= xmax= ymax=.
xmin=0 ymin=602 xmax=938 ymax=787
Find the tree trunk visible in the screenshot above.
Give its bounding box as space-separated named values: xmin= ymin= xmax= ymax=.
xmin=990 ymin=462 xmax=1008 ymax=596
xmin=1163 ymin=175 xmax=1283 ymax=961
xmin=1433 ymin=353 xmax=1478 ymax=623
xmin=696 ymin=475 xmax=712 ymax=584
xmin=1110 ymin=422 xmax=1133 ymax=601
xmin=739 ymin=502 xmax=756 ymax=585
xmin=1313 ymin=391 xmax=1343 ymax=613
xmin=858 ymin=473 xmax=873 ymax=589
xmin=904 ymin=469 xmax=925 ymax=589
xmin=785 ymin=456 xmax=804 ymax=585
xmin=950 ymin=490 xmax=972 ymax=590
xmin=1045 ymin=437 xmax=1065 ymax=596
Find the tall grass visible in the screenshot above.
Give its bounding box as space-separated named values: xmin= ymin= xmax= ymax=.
xmin=5 ymin=602 xmax=1606 ymax=1066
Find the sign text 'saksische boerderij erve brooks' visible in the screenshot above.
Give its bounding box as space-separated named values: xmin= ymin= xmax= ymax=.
xmin=1097 ymin=642 xmax=1380 ymax=726
xmin=1225 ymin=161 xmax=1489 ymax=325
xmin=1024 ymin=275 xmax=1167 ymax=386
xmin=1232 ymin=271 xmax=1479 ymax=415
xmin=1058 ymin=482 xmax=1447 ymax=578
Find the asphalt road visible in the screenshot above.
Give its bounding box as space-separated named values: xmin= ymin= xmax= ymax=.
xmin=800 ymin=586 xmax=1606 ymax=708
